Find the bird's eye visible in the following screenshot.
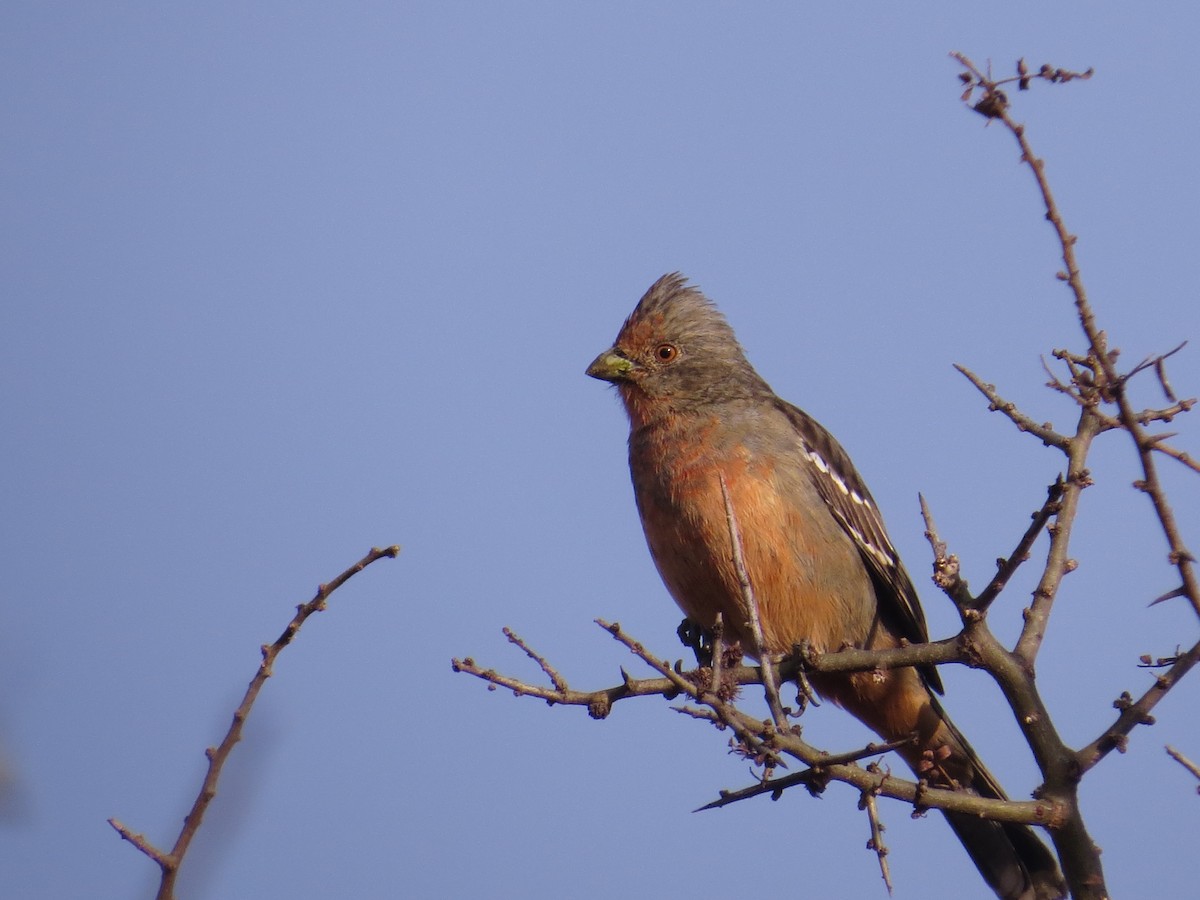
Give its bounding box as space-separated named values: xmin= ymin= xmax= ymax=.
xmin=655 ymin=343 xmax=678 ymax=363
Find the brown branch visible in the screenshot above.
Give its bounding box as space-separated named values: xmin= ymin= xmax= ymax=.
xmin=954 ymin=364 xmax=1070 ymax=450
xmin=917 ymin=494 xmax=969 ymax=608
xmin=957 ymin=51 xmax=1200 ymax=627
xmin=460 ymin=629 xmax=969 ymax=702
xmin=915 ymin=478 xmax=1064 ymax=619
xmin=503 ymin=625 xmax=569 ymax=694
xmin=1076 ymin=635 xmax=1200 ymax=774
xmin=108 ymin=819 xmax=169 ymax=870
xmin=817 ymin=736 xmax=920 ymax=767
xmin=954 ymin=64 xmax=1117 ymax=900
xmin=1166 ymin=745 xmax=1200 ymax=790
xmin=1090 ymin=402 xmax=1200 ymax=475
xmin=955 ymin=57 xmax=1093 ymax=99
xmin=455 ymin=619 xmax=1070 ymax=827
xmin=595 ymin=618 xmax=800 ymax=770
xmin=1149 ymin=438 xmax=1200 ymax=475
xmin=915 ymin=484 xmax=1073 ymax=782
xmin=108 ymin=545 xmax=401 ymax=900
xmin=861 ymin=774 xmax=894 ymax=895
xmin=953 ymin=54 xmax=1105 ymax=367
xmin=1121 ymin=411 xmax=1200 ymax=619
xmin=459 ymin=624 xmax=956 ymax=718
xmin=1013 ymin=409 xmax=1100 ymax=666
xmin=1122 ymin=340 xmax=1189 ymax=389
xmin=453 ymin=638 xmax=684 ymax=720
xmin=1135 ymin=399 xmax=1197 ymax=425
xmin=975 ymin=478 xmax=1064 ymax=612
xmin=451 ymin=56 xmax=1192 ymax=900
xmin=696 ymin=753 xmax=1062 ymax=825
xmin=914 ymin=492 xmax=1079 ymax=789
xmin=949 ymin=52 xmax=1200 ymax=899
xmin=792 ymin=636 xmax=964 ymax=677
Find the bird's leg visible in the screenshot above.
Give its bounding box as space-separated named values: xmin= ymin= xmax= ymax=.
xmin=677 ymin=616 xmax=713 ymax=667
xmin=790 ymin=639 xmax=822 ymax=713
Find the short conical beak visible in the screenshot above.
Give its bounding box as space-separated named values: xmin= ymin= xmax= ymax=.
xmin=586 ymin=349 xmax=634 ymax=383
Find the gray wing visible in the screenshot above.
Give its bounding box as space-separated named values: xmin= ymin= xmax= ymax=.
xmin=775 ymin=398 xmax=943 ymax=694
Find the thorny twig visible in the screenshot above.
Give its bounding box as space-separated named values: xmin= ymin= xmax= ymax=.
xmin=453 ymin=53 xmax=1198 ymax=899
xmin=109 ymin=546 xmax=401 ymax=900
xmin=455 ymin=622 xmax=1067 ymax=827
xmin=952 ymin=51 xmax=1200 ymax=899
xmin=955 ymin=51 xmax=1200 ymax=624
xmin=862 ymin=770 xmax=894 ymax=895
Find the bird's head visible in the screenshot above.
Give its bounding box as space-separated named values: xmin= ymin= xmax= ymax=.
xmin=586 ymin=273 xmax=769 ymax=424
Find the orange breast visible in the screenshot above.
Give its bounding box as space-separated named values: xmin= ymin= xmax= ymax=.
xmin=630 ymin=411 xmax=878 ymax=658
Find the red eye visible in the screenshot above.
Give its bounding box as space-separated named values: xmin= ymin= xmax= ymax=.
xmin=655 ymin=343 xmax=678 ymax=362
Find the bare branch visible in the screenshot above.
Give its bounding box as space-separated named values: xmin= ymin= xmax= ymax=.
xmin=108 ymin=819 xmax=170 ymax=872
xmin=794 ymin=636 xmax=965 ymax=677
xmin=861 ymin=774 xmax=894 ymax=895
xmin=955 ymin=364 xmax=1070 ymax=450
xmin=1121 ymin=340 xmax=1188 ymax=390
xmin=956 ymin=51 xmax=1200 ymax=626
xmin=503 ymin=625 xmax=569 ymax=694
xmin=1166 ymin=745 xmax=1200 ymax=791
xmin=918 ymin=494 xmax=975 ymax=613
xmin=453 ymin=637 xmax=684 ymax=720
xmin=975 ymin=478 xmax=1064 ymax=612
xmin=1076 ymin=636 xmax=1200 ymax=774
xmin=456 ymin=618 xmax=1070 ymax=827
xmin=1012 ymin=411 xmax=1100 ymax=667
xmin=108 ymin=546 xmax=401 ymax=900
xmin=696 ymin=754 xmax=1063 ymax=825
xmin=1148 ymin=438 xmax=1200 ymax=475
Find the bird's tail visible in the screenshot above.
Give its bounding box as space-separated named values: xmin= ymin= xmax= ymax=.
xmin=906 ymin=697 xmax=1066 ymax=900
xmin=817 ymin=663 xmax=1065 ymax=898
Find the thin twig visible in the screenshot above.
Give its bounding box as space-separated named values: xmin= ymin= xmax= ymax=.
xmin=718 ymin=473 xmax=789 ymax=727
xmin=696 ymin=756 xmax=1062 ymax=824
xmin=955 ymin=364 xmax=1070 ymax=450
xmin=1149 ymin=438 xmax=1200 ymax=475
xmin=975 ymin=478 xmax=1064 ymax=612
xmin=108 ymin=820 xmax=169 ymax=870
xmin=108 ymin=546 xmax=401 ymax=900
xmin=597 ymin=618 xmax=789 ymax=768
xmin=503 ymin=625 xmax=569 ymax=693
xmin=1076 ymin=635 xmax=1200 ymax=773
xmin=458 ymin=617 xmax=1069 ymax=825
xmin=819 ymin=736 xmax=919 ymax=766
xmin=960 ymin=51 xmax=1200 ymax=625
xmin=1166 ymin=745 xmax=1200 ymax=787
xmin=861 ymin=781 xmax=894 ymax=894
xmin=952 ymin=56 xmax=1125 ymax=899
xmin=918 ymin=494 xmax=975 ymax=612
xmin=1122 ymin=341 xmax=1188 ymax=388
xmin=453 ymin=651 xmax=677 ymax=714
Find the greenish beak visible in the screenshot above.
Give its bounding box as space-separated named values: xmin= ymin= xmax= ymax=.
xmin=586 ymin=349 xmax=634 ymax=383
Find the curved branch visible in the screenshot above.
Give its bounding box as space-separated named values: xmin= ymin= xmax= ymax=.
xmin=108 ymin=546 xmax=402 ymax=900
xmin=453 ymin=619 xmax=1070 ymax=828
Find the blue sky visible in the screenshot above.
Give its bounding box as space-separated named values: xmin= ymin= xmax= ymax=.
xmin=3 ymin=4 xmax=1198 ymax=898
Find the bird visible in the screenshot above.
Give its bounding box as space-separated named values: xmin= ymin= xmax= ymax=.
xmin=586 ymin=273 xmax=1065 ymax=900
